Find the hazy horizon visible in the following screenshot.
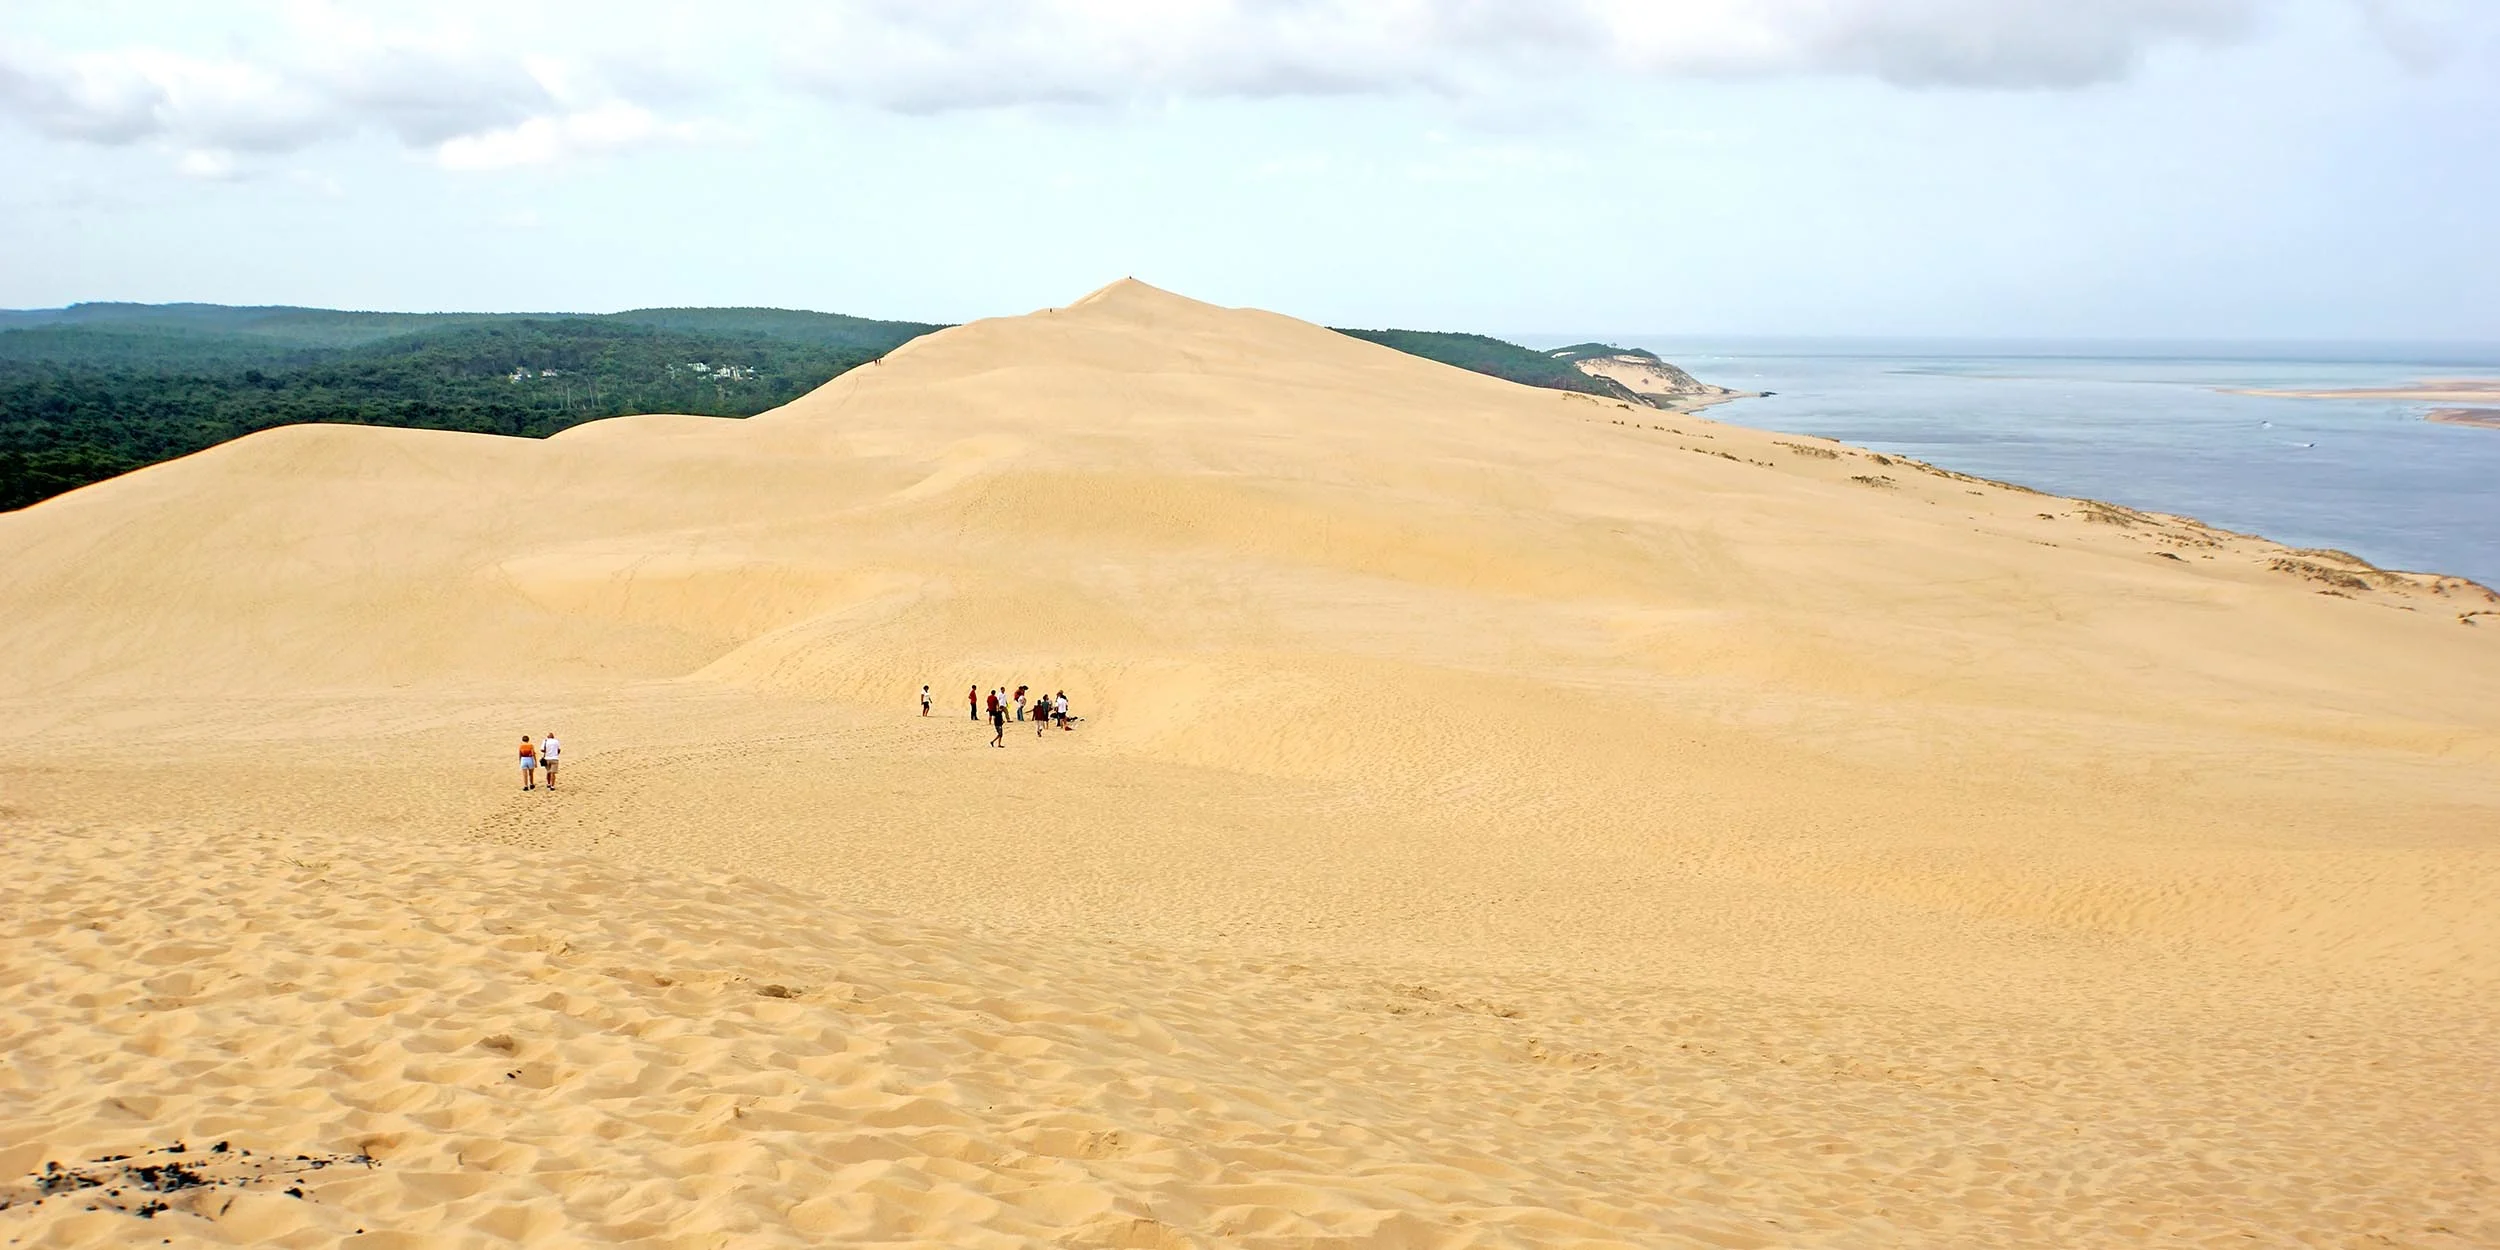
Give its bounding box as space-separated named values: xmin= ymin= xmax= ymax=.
xmin=14 ymin=296 xmax=2500 ymax=365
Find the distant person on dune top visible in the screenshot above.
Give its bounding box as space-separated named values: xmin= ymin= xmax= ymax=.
xmin=920 ymin=684 xmax=931 ymax=716
xmin=539 ymin=732 xmax=560 ymax=791
xmin=518 ymin=735 xmax=537 ymax=791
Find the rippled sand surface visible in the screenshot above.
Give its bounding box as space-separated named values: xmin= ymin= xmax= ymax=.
xmin=3 ymin=282 xmax=2496 ymax=1248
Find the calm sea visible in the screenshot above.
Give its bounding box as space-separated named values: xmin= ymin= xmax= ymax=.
xmin=1603 ymin=339 xmax=2500 ymax=588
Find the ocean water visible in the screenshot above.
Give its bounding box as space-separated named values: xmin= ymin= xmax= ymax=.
xmin=1612 ymin=339 xmax=2500 ymax=588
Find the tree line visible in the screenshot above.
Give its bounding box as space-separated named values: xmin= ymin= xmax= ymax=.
xmin=0 ymin=307 xmax=937 ymax=510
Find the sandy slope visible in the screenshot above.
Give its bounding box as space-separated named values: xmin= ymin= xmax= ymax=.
xmin=3 ymin=280 xmax=2497 ymax=1247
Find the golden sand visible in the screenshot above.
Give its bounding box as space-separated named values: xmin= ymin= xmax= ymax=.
xmin=3 ymin=281 xmax=2497 ymax=1247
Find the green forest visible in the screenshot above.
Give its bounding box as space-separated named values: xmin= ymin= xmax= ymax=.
xmin=1331 ymin=327 xmax=1643 ymax=404
xmin=1545 ymin=341 xmax=1664 ymax=365
xmin=0 ymin=306 xmax=940 ymax=510
xmin=0 ymin=303 xmax=1637 ymax=511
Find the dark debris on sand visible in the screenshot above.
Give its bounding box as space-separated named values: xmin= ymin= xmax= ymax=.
xmin=0 ymin=1141 xmax=376 ymax=1222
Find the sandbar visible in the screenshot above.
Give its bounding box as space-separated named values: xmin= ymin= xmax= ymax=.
xmin=2231 ymin=377 xmax=2500 ymax=402
xmin=2426 ymin=406 xmax=2500 ymax=429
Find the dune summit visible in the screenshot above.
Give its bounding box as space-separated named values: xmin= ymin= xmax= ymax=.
xmin=4 ymin=280 xmax=2498 ymax=1247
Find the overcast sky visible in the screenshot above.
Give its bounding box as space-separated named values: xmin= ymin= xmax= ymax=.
xmin=2 ymin=0 xmax=2494 ymax=338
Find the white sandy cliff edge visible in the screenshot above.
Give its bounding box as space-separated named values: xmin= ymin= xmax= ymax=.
xmin=1556 ymin=345 xmax=1757 ymax=411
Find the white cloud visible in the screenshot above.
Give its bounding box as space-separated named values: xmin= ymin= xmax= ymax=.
xmin=1672 ymin=0 xmax=2266 ymax=87
xmin=434 ymin=100 xmax=701 ymax=171
xmin=175 ymin=147 xmax=243 ymax=180
xmin=778 ymin=0 xmax=1462 ymax=111
xmin=0 ymin=42 xmax=330 ymax=149
xmin=0 ymin=3 xmax=695 ymax=173
xmin=2355 ymin=0 xmax=2483 ymax=68
xmin=773 ymin=0 xmax=2312 ymax=109
xmin=0 ymin=0 xmax=2482 ymax=174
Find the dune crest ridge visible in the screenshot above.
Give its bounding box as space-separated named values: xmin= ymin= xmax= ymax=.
xmin=2 ymin=281 xmax=2497 ymax=1247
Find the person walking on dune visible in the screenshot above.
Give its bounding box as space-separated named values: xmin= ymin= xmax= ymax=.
xmin=1055 ymin=691 xmax=1071 ymax=730
xmin=518 ymin=735 xmax=538 ymax=791
xmin=968 ymin=685 xmax=979 ymax=721
xmin=1014 ymin=685 xmax=1028 ymax=721
xmin=989 ymin=690 xmax=1008 ymax=747
xmin=539 ymin=731 xmax=561 ymax=791
xmin=920 ymin=684 xmax=932 ymax=717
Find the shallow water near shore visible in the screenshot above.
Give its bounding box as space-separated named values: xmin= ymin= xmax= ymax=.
xmin=1615 ymin=338 xmax=2500 ymax=586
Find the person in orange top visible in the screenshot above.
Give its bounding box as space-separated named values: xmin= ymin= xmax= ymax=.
xmin=518 ymin=735 xmax=538 ymax=791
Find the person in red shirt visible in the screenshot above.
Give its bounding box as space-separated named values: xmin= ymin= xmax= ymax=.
xmin=517 ymin=735 xmax=538 ymax=791
xmin=968 ymin=685 xmax=979 ymax=721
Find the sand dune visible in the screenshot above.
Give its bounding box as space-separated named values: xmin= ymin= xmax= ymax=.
xmin=4 ymin=280 xmax=2497 ymax=1246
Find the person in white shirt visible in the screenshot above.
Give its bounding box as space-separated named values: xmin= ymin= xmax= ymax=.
xmin=539 ymin=732 xmax=561 ymax=790
xmin=920 ymin=685 xmax=931 ymax=717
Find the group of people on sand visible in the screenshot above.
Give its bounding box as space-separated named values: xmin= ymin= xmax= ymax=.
xmin=920 ymin=682 xmax=1075 ymax=746
xmin=508 ymin=681 xmax=1068 ymax=786
xmin=516 ymin=732 xmax=562 ymax=790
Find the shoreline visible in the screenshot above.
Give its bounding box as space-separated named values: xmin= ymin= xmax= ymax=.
xmin=1692 ymin=375 xmax=2494 ymax=586
xmin=1686 ymin=391 xmax=2496 ymax=585
xmin=1700 ymin=404 xmax=2494 ymax=591
xmin=1651 ymin=388 xmax=1765 ymax=415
